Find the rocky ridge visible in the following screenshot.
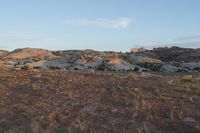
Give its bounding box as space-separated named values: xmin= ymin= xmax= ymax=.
xmin=0 ymin=47 xmax=199 ymax=72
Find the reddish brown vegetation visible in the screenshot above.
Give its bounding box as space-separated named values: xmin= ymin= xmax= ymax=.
xmin=0 ymin=68 xmax=200 ymax=133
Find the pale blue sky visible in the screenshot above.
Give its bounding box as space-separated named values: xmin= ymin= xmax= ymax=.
xmin=0 ymin=0 xmax=200 ymax=51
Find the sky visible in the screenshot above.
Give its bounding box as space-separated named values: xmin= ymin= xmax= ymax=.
xmin=0 ymin=0 xmax=200 ymax=52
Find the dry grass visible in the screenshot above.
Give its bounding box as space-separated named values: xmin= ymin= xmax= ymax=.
xmin=0 ymin=69 xmax=200 ymax=133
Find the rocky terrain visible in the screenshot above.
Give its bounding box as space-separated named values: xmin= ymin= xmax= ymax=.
xmin=0 ymin=46 xmax=200 ymax=72
xmin=0 ymin=46 xmax=200 ymax=133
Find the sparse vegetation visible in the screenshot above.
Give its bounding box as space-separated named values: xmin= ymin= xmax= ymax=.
xmin=33 ymin=66 xmax=41 ymax=69
xmin=49 ymin=66 xmax=61 ymax=70
xmin=133 ymin=66 xmax=140 ymax=72
xmin=182 ymin=75 xmax=193 ymax=82
xmin=0 ymin=68 xmax=199 ymax=132
xmin=22 ymin=64 xmax=33 ymax=70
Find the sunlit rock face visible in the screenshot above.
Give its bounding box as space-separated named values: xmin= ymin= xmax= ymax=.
xmin=0 ymin=46 xmax=200 ymax=72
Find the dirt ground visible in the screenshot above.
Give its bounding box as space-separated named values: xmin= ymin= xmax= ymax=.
xmin=0 ymin=68 xmax=200 ymax=133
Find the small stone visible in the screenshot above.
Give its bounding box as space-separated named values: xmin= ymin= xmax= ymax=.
xmin=111 ymin=109 xmax=118 ymax=113
xmin=184 ymin=117 xmax=196 ymax=123
xmin=83 ymin=104 xmax=96 ymax=113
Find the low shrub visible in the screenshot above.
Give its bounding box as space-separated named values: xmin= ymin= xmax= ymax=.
xmin=49 ymin=66 xmax=61 ymax=70
xmin=133 ymin=67 xmax=140 ymax=72
xmin=22 ymin=64 xmax=33 ymax=70
xmin=182 ymin=75 xmax=193 ymax=82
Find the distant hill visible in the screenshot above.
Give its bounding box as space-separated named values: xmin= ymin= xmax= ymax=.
xmin=5 ymin=48 xmax=56 ymax=59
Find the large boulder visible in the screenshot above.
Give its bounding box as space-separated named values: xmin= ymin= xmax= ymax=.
xmin=181 ymin=62 xmax=200 ymax=71
xmin=106 ymin=57 xmax=135 ymax=71
xmin=71 ymin=56 xmax=104 ymax=70
xmin=30 ymin=58 xmax=70 ymax=69
xmin=162 ymin=64 xmax=181 ymax=72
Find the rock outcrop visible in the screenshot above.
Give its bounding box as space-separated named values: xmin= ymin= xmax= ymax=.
xmin=0 ymin=46 xmax=199 ymax=72
xmin=142 ymin=46 xmax=200 ymax=62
